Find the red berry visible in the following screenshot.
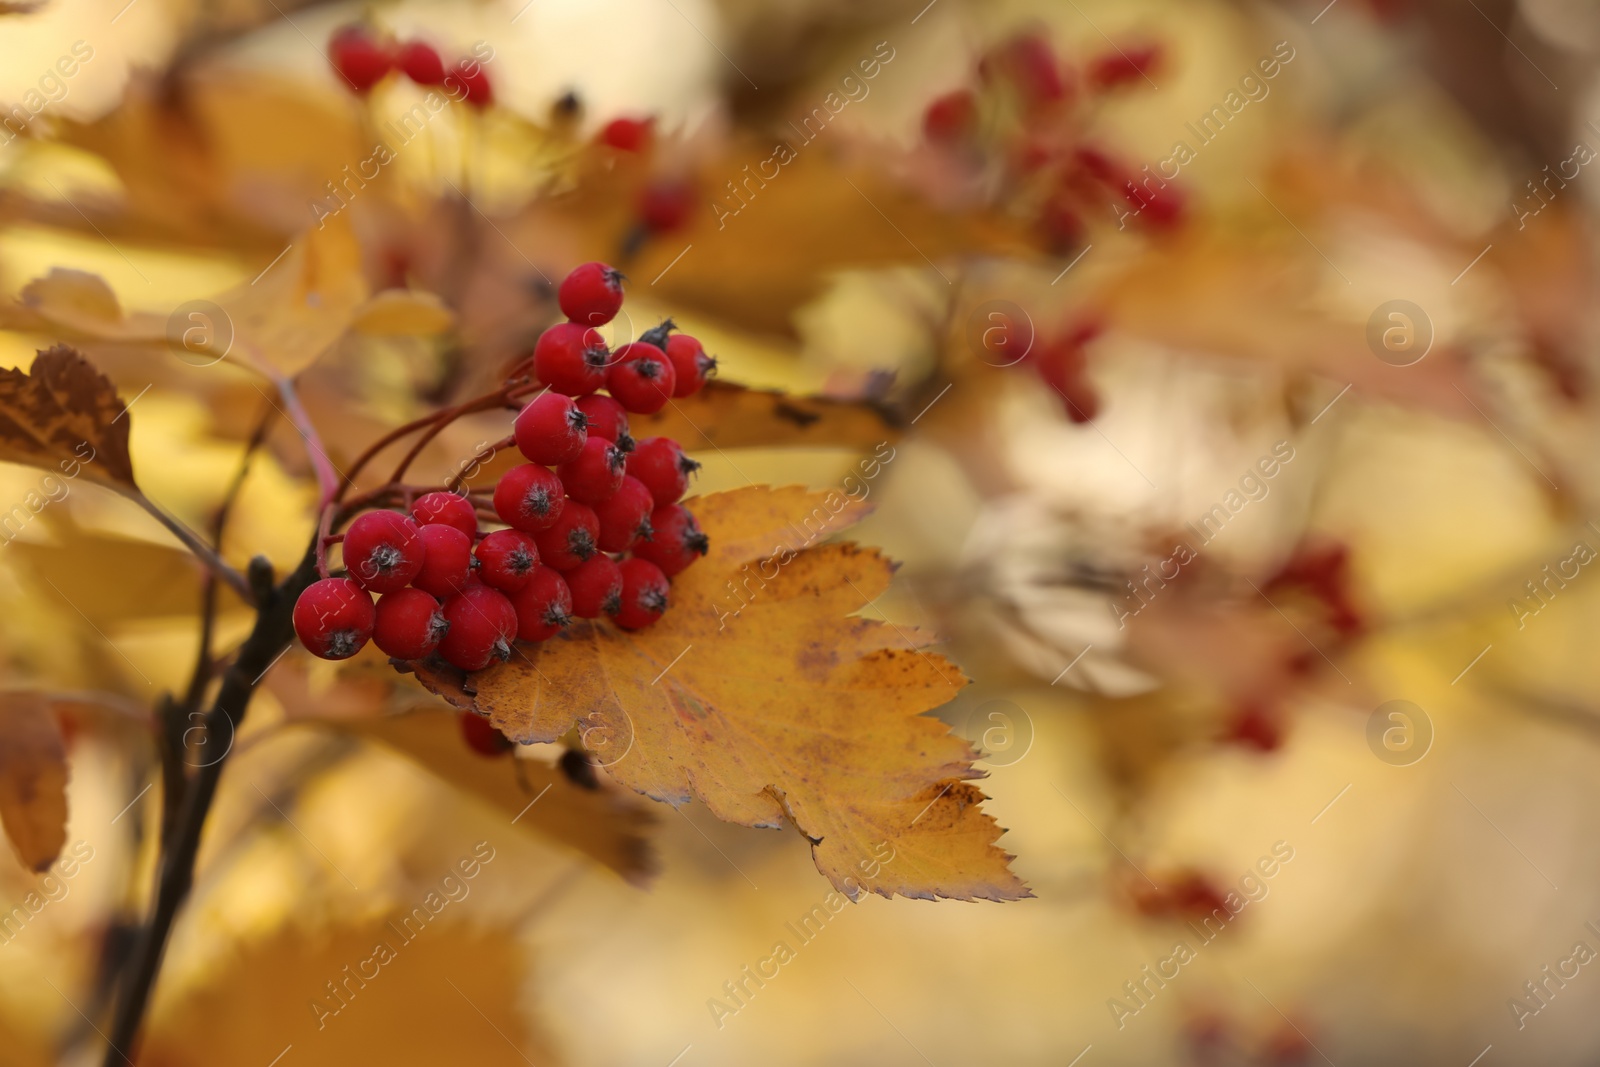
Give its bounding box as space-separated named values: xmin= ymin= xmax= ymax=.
xmin=558 ymin=437 xmax=627 ymax=505
xmin=558 ymin=262 xmax=626 ymax=326
xmin=329 ymin=25 xmax=393 ymax=94
xmin=626 ymin=437 xmax=700 ymax=507
xmin=613 ymin=558 xmax=669 ymax=630
xmin=575 ymin=394 xmax=633 ymax=450
xmin=663 ymin=334 xmax=715 ymax=397
xmin=397 ymin=39 xmax=446 ymax=85
xmin=534 ymin=500 xmax=599 ymax=571
xmin=638 ymin=179 xmax=694 ymax=232
xmin=598 ymin=116 xmax=653 ymax=152
xmin=411 ymin=523 xmax=474 ymax=598
xmin=439 ymin=585 xmax=517 ymax=671
xmin=449 ymin=59 xmax=493 ymax=108
xmin=294 ymin=577 xmax=376 ymax=659
xmin=1087 ymin=44 xmax=1162 ymax=90
xmin=923 ymin=89 xmax=978 ymax=143
xmin=565 ymin=555 xmax=623 ymax=618
xmin=373 ymin=588 xmax=449 ymax=660
xmin=514 ymin=391 xmax=589 ymax=463
xmin=606 ymin=344 xmax=676 ymax=414
xmin=343 ymin=510 xmax=425 ymax=593
xmin=632 ymin=504 xmax=708 ymax=577
xmin=411 ymin=491 xmax=477 ymax=540
xmin=475 ymin=529 xmax=540 ymax=592
xmin=532 ymin=321 xmax=610 ymax=396
xmin=511 ymin=566 xmax=572 ymax=641
xmin=459 ymin=711 xmax=514 ymax=756
xmin=493 ymin=463 xmax=567 ymax=533
xmin=594 ymin=475 xmax=654 ymax=552
xmin=981 ymin=32 xmax=1067 ymax=110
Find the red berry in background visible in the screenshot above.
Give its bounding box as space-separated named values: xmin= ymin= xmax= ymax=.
xmin=293 ymin=577 xmax=376 ymax=660
xmin=329 ymin=25 xmax=393 ymax=94
xmin=450 ymin=59 xmax=493 ymax=108
xmin=923 ymin=89 xmax=978 ymax=143
xmin=613 ymin=558 xmax=669 ymax=630
xmin=981 ymin=31 xmax=1068 ymax=110
xmin=459 ymin=711 xmax=514 ymax=757
xmin=514 ymin=391 xmax=589 ymax=464
xmin=475 ymin=529 xmax=540 ymax=592
xmin=558 ymin=262 xmax=626 ymax=326
xmin=638 ymin=179 xmax=694 ymax=232
xmin=439 ymin=585 xmax=517 ymax=671
xmin=632 ymin=504 xmax=708 ymax=577
xmin=627 ymin=437 xmax=700 ymax=507
xmin=598 ymin=116 xmax=654 ymax=152
xmin=396 ymin=39 xmax=446 ymax=85
xmin=411 ymin=491 xmax=477 ymax=539
xmin=575 ymin=394 xmax=632 ymax=449
xmin=594 ymin=475 xmax=655 ymax=552
xmin=343 ymin=510 xmax=425 ymax=593
xmin=372 ymin=588 xmax=449 ymax=660
xmin=1038 ymin=196 xmax=1085 ymax=252
xmin=511 ymin=565 xmax=572 ymax=641
xmin=663 ymin=334 xmax=715 ymax=397
xmin=565 ymin=555 xmax=623 ymax=618
xmin=1087 ymin=44 xmax=1163 ymax=90
xmin=533 ymin=321 xmax=611 ymax=396
xmin=558 ymin=437 xmax=627 ymax=505
xmin=1123 ymin=179 xmax=1185 ymax=231
xmin=411 ymin=523 xmax=474 ymax=598
xmin=534 ymin=500 xmax=599 ymax=571
xmin=1224 ymin=700 xmax=1283 ymax=753
xmin=606 ymin=344 xmax=676 ymax=414
xmin=493 ymin=463 xmax=567 ymax=533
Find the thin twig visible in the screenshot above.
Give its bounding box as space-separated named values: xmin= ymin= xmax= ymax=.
xmin=131 ymin=493 xmax=253 ymax=605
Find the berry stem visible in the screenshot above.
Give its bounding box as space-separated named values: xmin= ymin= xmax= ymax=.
xmin=445 ymin=433 xmax=515 ymax=493
xmin=266 ymin=366 xmax=342 ymax=510
xmin=131 ymin=491 xmax=254 ymax=605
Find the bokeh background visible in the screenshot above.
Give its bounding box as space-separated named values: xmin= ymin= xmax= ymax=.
xmin=1 ymin=0 xmax=1597 ymax=1063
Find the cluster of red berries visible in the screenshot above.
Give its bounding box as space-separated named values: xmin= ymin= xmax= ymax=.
xmin=293 ymin=262 xmax=714 ymax=672
xmin=328 ymin=24 xmax=492 ymax=106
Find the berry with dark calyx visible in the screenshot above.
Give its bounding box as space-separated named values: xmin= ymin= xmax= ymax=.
xmin=599 ymin=116 xmax=653 ymax=152
xmin=626 ymin=436 xmax=700 ymax=507
xmin=294 ymin=578 xmax=376 ymax=660
xmin=632 ymin=504 xmax=708 ymax=577
xmin=664 ymin=333 xmax=716 ymax=397
xmin=439 ymin=585 xmax=517 ymax=671
xmin=565 ymin=554 xmax=623 ymax=619
xmin=638 ymin=318 xmax=676 ymax=350
xmin=373 ymin=588 xmax=449 ymax=660
xmin=511 ymin=565 xmax=573 ymax=641
xmin=514 ymin=391 xmax=590 ymax=463
xmin=923 ymin=89 xmax=979 ymax=143
xmin=534 ymin=500 xmax=599 ymax=571
xmin=493 ymin=463 xmax=567 ymax=533
xmin=411 ymin=523 xmax=474 ymax=598
xmin=558 ymin=262 xmax=626 ymax=326
xmin=575 ymin=393 xmax=632 ymax=450
xmin=532 ymin=321 xmax=611 ymax=396
xmin=343 ymin=510 xmax=426 ymax=593
xmin=558 ymin=437 xmax=627 ymax=505
xmin=397 ymin=39 xmax=446 ymax=85
xmin=411 ymin=491 xmax=477 ymax=539
xmin=613 ymin=558 xmax=669 ymax=630
xmin=475 ymin=529 xmax=540 ymax=592
xmin=459 ymin=711 xmax=514 ymax=757
xmin=594 ymin=475 xmax=654 ymax=552
xmin=606 ymin=344 xmax=676 ymax=414
xmin=330 ymin=25 xmax=393 ymax=94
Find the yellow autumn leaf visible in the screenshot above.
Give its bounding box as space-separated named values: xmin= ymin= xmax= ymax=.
xmin=351 ymin=289 xmax=457 ymax=337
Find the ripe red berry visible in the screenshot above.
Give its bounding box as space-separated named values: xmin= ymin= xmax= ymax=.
xmin=626 ymin=437 xmax=700 ymax=507
xmin=923 ymin=89 xmax=978 ymax=143
xmin=511 ymin=566 xmax=572 ymax=641
xmin=532 ymin=322 xmax=610 ymax=396
xmin=373 ymin=588 xmax=449 ymax=660
xmin=411 ymin=523 xmax=474 ymax=598
xmin=493 ymin=463 xmax=567 ymax=533
xmin=475 ymin=529 xmax=540 ymax=592
xmin=594 ymin=475 xmax=654 ymax=552
xmin=565 ymin=555 xmax=623 ymax=618
xmin=558 ymin=437 xmax=627 ymax=505
xmin=294 ymin=577 xmax=376 ymax=659
xmin=663 ymin=334 xmax=715 ymax=397
xmin=575 ymin=394 xmax=632 ymax=450
xmin=396 ymin=39 xmax=446 ymax=85
xmin=534 ymin=500 xmax=599 ymax=571
xmin=411 ymin=491 xmax=477 ymax=539
xmin=632 ymin=504 xmax=708 ymax=577
xmin=459 ymin=711 xmax=514 ymax=757
xmin=613 ymin=558 xmax=669 ymax=630
xmin=515 ymin=391 xmax=589 ymax=463
xmin=343 ymin=510 xmax=425 ymax=593
xmin=329 ymin=25 xmax=393 ymax=94
xmin=558 ymin=262 xmax=626 ymax=326
xmin=606 ymin=344 xmax=676 ymax=414
xmin=439 ymin=585 xmax=517 ymax=671
xmin=598 ymin=116 xmax=653 ymax=152
xmin=450 ymin=59 xmax=493 ymax=108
